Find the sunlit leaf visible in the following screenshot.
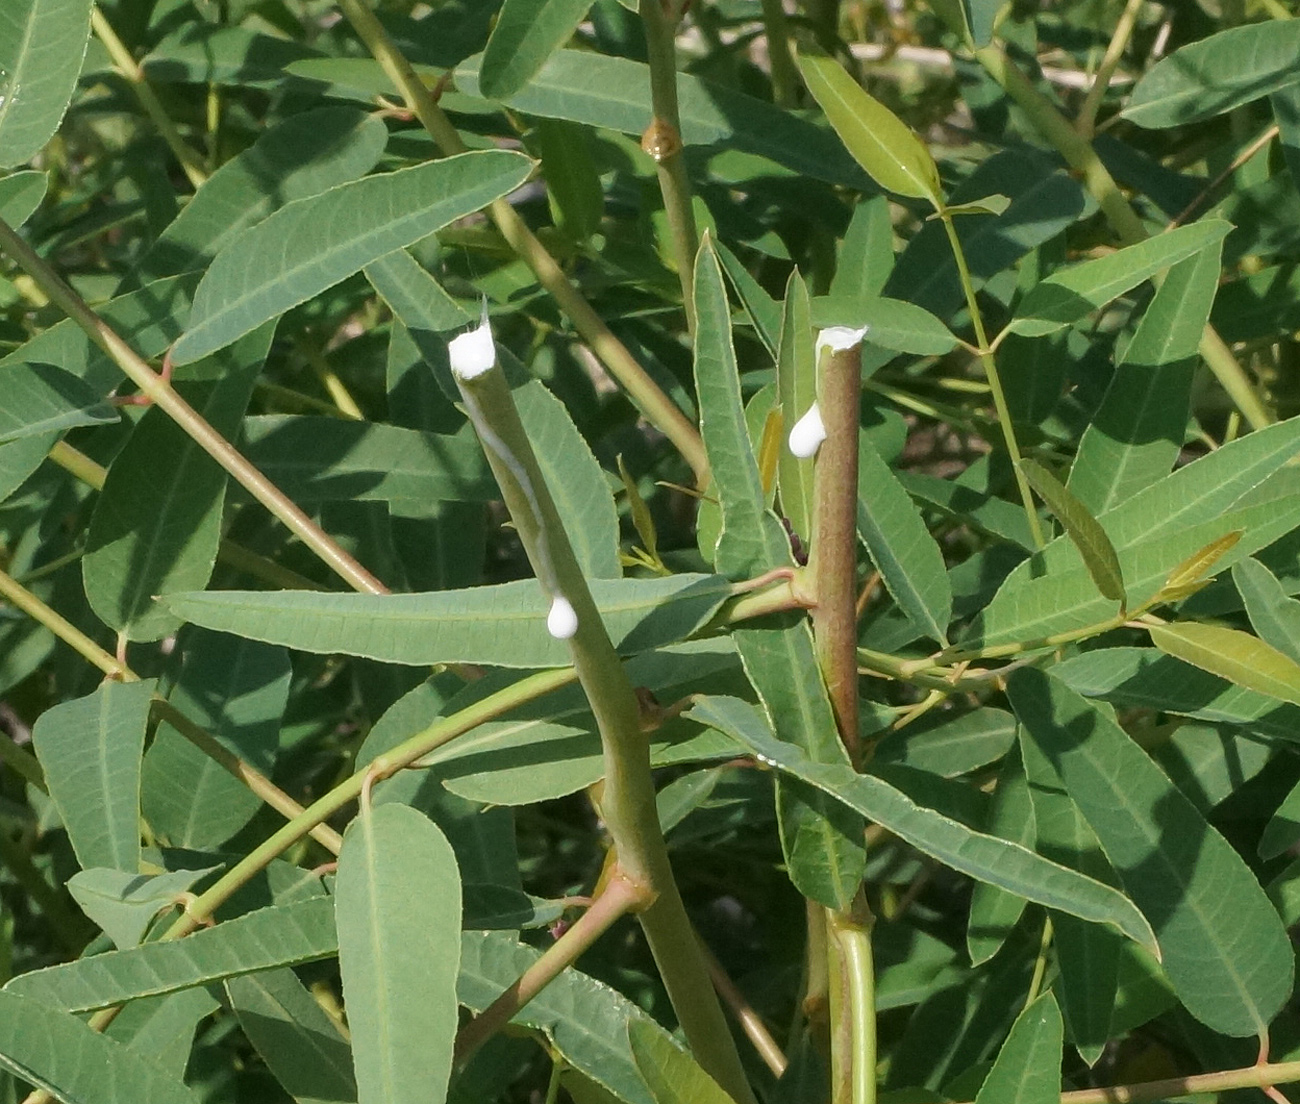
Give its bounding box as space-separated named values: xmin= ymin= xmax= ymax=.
xmin=1149 ymin=621 xmax=1300 ymax=708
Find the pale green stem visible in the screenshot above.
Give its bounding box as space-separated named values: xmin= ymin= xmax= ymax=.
xmin=1076 ymin=0 xmax=1145 ymax=138
xmin=333 ymin=0 xmax=710 ymax=485
xmin=640 ymin=0 xmax=699 ymax=330
xmin=760 ymin=0 xmax=801 ymax=107
xmin=955 ymin=1059 xmax=1300 ymax=1104
xmin=971 ymin=43 xmax=1274 ymax=432
xmin=91 ymin=7 xmax=208 ymax=190
xmin=455 ymin=872 xmax=643 ymax=1065
xmin=1023 ymin=914 xmax=1054 ymax=1008
xmin=0 ymin=217 xmax=387 ymax=596
xmin=938 ymin=212 xmax=1045 ymax=549
xmin=453 ymin=363 xmax=755 ymax=1103
xmin=828 ymin=903 xmax=876 ymax=1104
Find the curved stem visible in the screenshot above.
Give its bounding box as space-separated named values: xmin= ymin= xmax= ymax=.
xmin=0 ymin=217 xmax=387 ymax=596
xmin=334 ymin=0 xmax=710 ymax=485
xmin=1076 ymin=0 xmax=1144 ymax=138
xmin=938 ymin=212 xmax=1045 ymax=549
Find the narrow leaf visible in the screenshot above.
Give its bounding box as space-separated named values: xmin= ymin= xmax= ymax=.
xmin=628 ymin=1020 xmax=734 ymax=1104
xmin=1161 ymin=531 xmax=1243 ymax=599
xmin=31 ymin=679 xmax=155 ymax=873
xmin=68 ymin=866 xmax=220 ymax=950
xmin=227 ymin=969 xmax=358 ymax=1104
xmin=167 ymin=573 xmax=731 ymax=668
xmin=172 ymin=150 xmax=533 ymax=364
xmin=1233 ymin=557 xmax=1300 ymax=664
xmin=0 ymin=991 xmax=201 ymax=1104
xmin=0 ymin=0 xmax=93 ymax=168
xmin=798 ymin=53 xmax=941 ymax=204
xmin=336 ymin=804 xmax=459 ymax=1104
xmin=1007 ymin=667 xmax=1294 ymax=1037
xmin=689 ymin=695 xmax=1158 ymax=953
xmin=5 ymin=896 xmax=337 ymax=1011
xmin=1020 ymin=458 xmax=1125 ymax=607
xmin=776 ymin=270 xmax=816 ymax=542
xmin=859 ymin=434 xmax=953 ymax=644
xmin=1123 ymin=20 xmax=1300 ymax=129
xmin=480 ymin=0 xmax=594 ymax=100
xmin=973 ymin=993 xmax=1063 ymax=1104
xmin=1149 ymin=622 xmax=1300 ymax=707
xmin=967 ymin=745 xmax=1034 ymax=966
xmin=0 ymin=362 xmax=118 ymax=444
xmin=1009 ymin=221 xmax=1232 ymax=337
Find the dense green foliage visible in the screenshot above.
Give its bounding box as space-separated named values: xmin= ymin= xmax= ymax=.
xmin=2 ymin=0 xmax=1300 ymax=1101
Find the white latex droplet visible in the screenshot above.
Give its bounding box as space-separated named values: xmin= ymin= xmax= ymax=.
xmin=547 ymin=596 xmax=579 ymax=640
xmin=816 ymin=325 xmax=869 ymax=359
xmin=448 ymin=314 xmax=496 ymax=380
xmin=788 ymin=402 xmax=827 ymax=459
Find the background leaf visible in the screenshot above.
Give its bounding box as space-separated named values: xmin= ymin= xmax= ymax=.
xmin=479 ymin=0 xmax=593 ymax=100
xmin=972 ymin=993 xmax=1062 ymax=1104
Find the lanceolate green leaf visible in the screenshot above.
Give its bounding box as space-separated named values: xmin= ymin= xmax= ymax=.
xmin=1123 ymin=20 xmax=1300 ymax=129
xmin=172 ymin=150 xmax=533 ymax=364
xmin=167 ymin=573 xmax=731 ymax=668
xmin=459 ymin=929 xmax=676 ymax=1104
xmin=973 ymin=993 xmax=1063 ymax=1104
xmin=31 ymin=679 xmax=155 ymax=873
xmin=0 ymin=0 xmax=94 ymax=168
xmin=798 ymin=53 xmax=941 ymax=204
xmin=516 ymin=380 xmax=621 ymax=579
xmin=1007 ymin=667 xmax=1294 ymax=1037
xmin=0 ymin=991 xmax=201 ymax=1104
xmin=68 ymin=866 xmax=220 ymax=950
xmin=138 ymin=107 xmax=387 ymax=282
xmin=479 ymin=0 xmax=593 ymax=100
xmin=811 ymin=296 xmax=958 ymax=357
xmin=0 ymin=169 xmax=47 ymax=227
xmin=689 ymin=695 xmax=1158 ymax=953
xmin=336 ymin=803 xmax=460 ymax=1104
xmin=1233 ymin=557 xmax=1300 ymax=664
xmin=1069 ymin=243 xmax=1223 ymax=514
xmin=1149 ymin=622 xmax=1300 ymax=707
xmin=859 ymin=434 xmax=953 ymax=644
xmin=240 ymin=416 xmax=495 ymax=511
xmin=0 ymin=362 xmax=117 ymax=443
xmin=4 ymin=896 xmax=337 ymax=1011
xmin=456 ymin=50 xmax=872 ymax=191
xmin=776 ymin=270 xmax=816 ymax=542
xmin=1019 ymin=458 xmax=1125 ymax=607
xmin=227 ymin=969 xmax=358 ymax=1104
xmin=629 ymin=1020 xmax=735 ymax=1104
xmin=967 ymin=745 xmax=1034 ymax=966
xmin=1008 ymin=221 xmax=1232 ymax=337
xmin=84 ymin=327 xmax=268 ymax=641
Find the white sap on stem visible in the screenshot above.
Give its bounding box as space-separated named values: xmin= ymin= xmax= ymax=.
xmin=789 ymin=325 xmax=869 ymax=459
xmin=547 ymin=596 xmax=579 ymax=639
xmin=448 ymin=303 xmax=496 ymax=380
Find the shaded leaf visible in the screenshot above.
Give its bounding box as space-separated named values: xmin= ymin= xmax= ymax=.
xmin=1007 ymin=667 xmax=1293 ymax=1037
xmin=480 ymin=0 xmax=593 ymax=99
xmin=336 ymin=804 xmax=459 ymax=1104
xmin=1020 ymin=458 xmax=1125 ymax=607
xmin=172 ymin=150 xmax=533 ymax=364
xmin=973 ymin=993 xmax=1062 ymax=1104
xmin=167 ymin=572 xmax=731 ymax=668
xmin=1233 ymin=557 xmax=1300 ymax=664
xmin=0 ymin=169 xmax=47 ymax=227
xmin=967 ymin=745 xmax=1034 ymax=966
xmin=776 ymin=270 xmax=816 ymax=542
xmin=32 ymin=679 xmax=155 ymax=873
xmin=68 ymin=866 xmax=220 ymax=950
xmin=0 ymin=362 xmax=117 ymax=444
xmin=628 ymin=1020 xmax=734 ymax=1104
xmin=689 ymin=695 xmax=1158 ymax=952
xmin=1123 ymin=21 xmax=1300 ymax=128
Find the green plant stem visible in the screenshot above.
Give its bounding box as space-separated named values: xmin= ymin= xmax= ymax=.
xmin=970 ymin=43 xmax=1274 ymax=432
xmin=454 ymin=363 xmax=754 ymax=1103
xmin=938 ymin=212 xmax=1045 ymax=549
xmin=0 ymin=733 xmax=44 ymax=792
xmin=0 ymin=566 xmax=341 ymax=852
xmin=1076 ymin=0 xmax=1144 ymax=138
xmin=701 ymin=938 xmax=789 ymax=1076
xmin=454 ymin=871 xmax=643 ymax=1066
xmin=0 ymin=217 xmax=387 ymax=596
xmin=640 ymin=0 xmax=699 ymax=331
xmin=809 ymin=342 xmax=864 ymax=765
xmin=759 ymin=0 xmax=801 ymax=107
xmin=828 ymin=902 xmax=876 ymax=1104
xmin=953 ymin=1059 xmax=1300 ymax=1104
xmin=334 ymin=0 xmax=710 ymax=486
xmin=1023 ymin=914 xmax=1054 ymax=1008
xmin=90 ymin=7 xmax=208 ymax=190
